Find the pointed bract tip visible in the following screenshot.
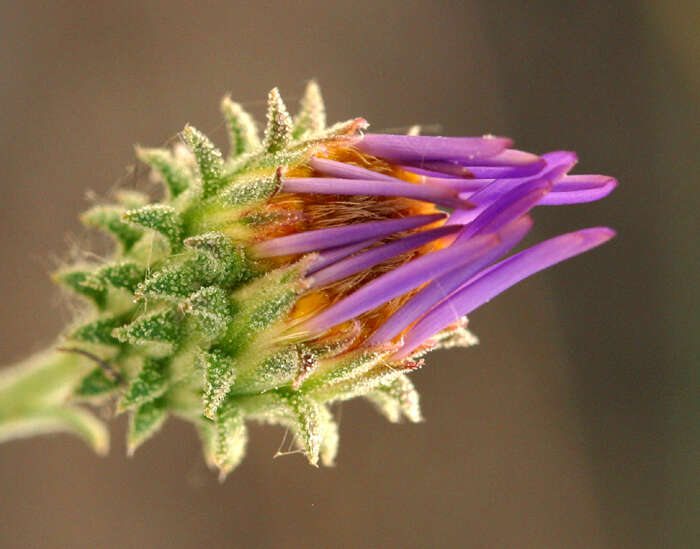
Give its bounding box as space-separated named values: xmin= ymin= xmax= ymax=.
xmin=263 ymin=87 xmax=292 ymax=153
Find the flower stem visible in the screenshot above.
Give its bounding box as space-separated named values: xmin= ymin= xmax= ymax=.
xmin=0 ymin=347 xmax=108 ymax=454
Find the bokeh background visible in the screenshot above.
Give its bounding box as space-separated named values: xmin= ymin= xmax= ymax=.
xmin=1 ymin=1 xmax=697 ymax=547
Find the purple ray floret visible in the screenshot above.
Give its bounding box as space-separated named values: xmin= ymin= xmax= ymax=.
xmin=281 ymin=177 xmax=473 ymax=210
xmin=259 ymin=129 xmax=616 ymax=361
xmin=539 ymin=175 xmax=617 ymax=205
xmin=458 ymin=163 xmax=547 ymax=178
xmin=416 ymin=150 xmax=573 ymax=193
xmin=296 ymin=233 xmax=501 ymax=334
xmin=397 ymin=165 xmax=464 ymax=178
xmin=308 ymin=224 xmax=462 ymax=288
xmin=356 ymin=134 xmax=512 ymax=164
xmin=392 ymin=227 xmax=615 ymax=359
xmin=418 ymin=151 xmax=612 ymax=209
xmin=417 ymin=175 xmax=614 ymax=204
xmin=253 ymin=213 xmax=446 ymax=257
xmin=455 ymin=148 xmax=542 ymax=167
xmin=306 ymin=237 xmax=382 ymax=274
xmin=308 ymin=157 xmax=397 ymax=181
xmin=455 ymin=177 xmax=552 ymax=241
xmin=374 ymin=178 xmax=555 ymax=341
xmin=444 ymin=151 xmax=587 ymax=226
xmin=367 ymin=216 xmax=534 ymax=345
xmin=413 ymin=158 xmax=547 ymax=179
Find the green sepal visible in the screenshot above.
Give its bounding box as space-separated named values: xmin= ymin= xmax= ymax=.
xmin=365 ymin=374 xmax=422 ymax=423
xmin=238 ymin=211 xmax=283 ymax=227
xmin=118 ymin=357 xmax=169 ymax=411
xmin=136 ymin=255 xmax=209 ymax=302
xmin=231 ymin=148 xmax=308 ymax=176
xmin=220 ymin=170 xmax=281 ymax=207
xmin=197 ymin=419 xmax=218 ymax=470
xmin=184 ymin=231 xmax=237 ymax=260
xmin=229 ymin=347 xmax=300 ymax=396
xmin=214 ymin=399 xmax=248 ymax=480
xmin=94 ymin=262 xmax=144 ymax=293
xmin=114 ymin=190 xmax=150 ymax=209
xmin=219 ymin=265 xmax=304 ymax=356
xmin=290 ymin=346 xmax=318 ymax=390
xmin=304 ymin=353 xmax=423 ymax=402
xmin=74 ymin=366 xmax=120 ymax=399
xmin=433 ymin=325 xmax=479 ymax=351
xmin=53 ymin=268 xmax=107 ymax=308
xmin=292 ymin=80 xmax=326 ymax=139
xmin=136 ymin=147 xmax=192 ymax=198
xmin=70 ymin=315 xmax=129 ymax=346
xmin=263 ymin=87 xmax=292 ymax=154
xmin=317 ymin=403 xmax=339 ymax=467
xmin=127 ymin=397 xmax=168 ymax=455
xmin=303 ymin=348 xmax=388 ymax=392
xmin=305 ymin=320 xmax=362 ymax=361
xmin=260 ymin=392 xmax=327 ymax=466
xmin=184 ymin=231 xmax=254 ymax=286
xmin=181 ymin=286 xmax=233 ymax=339
xmin=284 ymin=393 xmax=323 ymax=466
xmin=199 ymin=349 xmax=236 ymax=420
xmin=230 ymin=115 xmax=365 ymax=178
xmin=113 ymin=308 xmax=182 ymax=348
xmin=296 ymin=117 xmax=369 ymax=149
xmin=182 ymin=125 xmax=224 ymax=198
xmin=220 ymin=95 xmax=260 ymax=158
xmin=122 ymin=204 xmax=184 ymax=251
xmin=81 ymin=205 xmax=144 ymax=251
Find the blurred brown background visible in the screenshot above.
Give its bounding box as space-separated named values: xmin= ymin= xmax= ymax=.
xmin=0 ymin=1 xmax=697 ymax=548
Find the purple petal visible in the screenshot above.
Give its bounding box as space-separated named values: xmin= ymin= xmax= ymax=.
xmin=281 ymin=177 xmax=473 ymax=210
xmin=455 ymin=148 xmax=542 ymax=167
xmin=417 ymin=177 xmax=494 ymax=193
xmin=367 ymin=216 xmax=533 ymax=346
xmin=398 ymin=165 xmax=464 ymax=178
xmin=541 ymin=150 xmax=578 ymax=172
xmin=446 ymin=207 xmax=481 ymax=227
xmin=422 ymin=162 xmax=608 ymax=209
xmin=308 ymin=224 xmax=462 ymax=288
xmin=417 ymin=149 xmax=571 ymax=192
xmin=296 ymin=233 xmax=502 ymax=334
xmin=308 ymin=157 xmax=397 ymax=181
xmin=443 ymin=152 xmax=577 ymax=225
xmin=306 ymin=238 xmax=381 ymax=274
xmin=412 ymin=161 xmax=547 ymax=179
xmin=393 ymin=227 xmax=616 ymax=359
xmin=538 ymin=151 xmax=578 ymax=184
xmin=455 ymin=177 xmax=552 ymax=242
xmin=400 ymin=150 xmax=544 ymax=178
xmin=252 ymin=214 xmax=446 ymax=257
xmin=401 ymin=163 xmax=476 ymax=178
xmin=464 ymin=163 xmax=547 ymax=178
xmin=540 ymin=175 xmax=617 ymax=205
xmin=356 ymin=134 xmax=512 ymax=164
xmin=446 ymin=177 xmax=547 ymax=226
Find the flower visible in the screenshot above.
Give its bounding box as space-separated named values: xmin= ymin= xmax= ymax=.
xmin=0 ymin=83 xmax=615 ymax=479
xmin=250 ymin=127 xmax=616 ymax=362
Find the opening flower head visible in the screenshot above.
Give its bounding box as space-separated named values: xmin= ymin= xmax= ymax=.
xmin=0 ymin=83 xmax=615 ymax=479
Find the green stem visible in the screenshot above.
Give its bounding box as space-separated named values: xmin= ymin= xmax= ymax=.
xmin=0 ymin=347 xmax=109 ymax=454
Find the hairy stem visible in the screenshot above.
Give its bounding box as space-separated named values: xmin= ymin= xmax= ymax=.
xmin=0 ymin=348 xmax=108 ymax=453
